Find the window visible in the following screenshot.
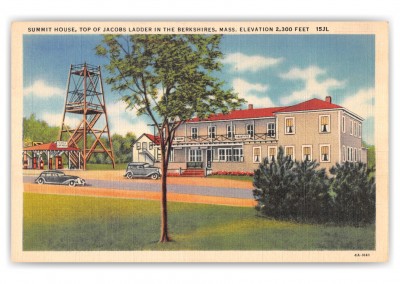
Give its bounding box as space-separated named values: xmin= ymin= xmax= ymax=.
xmin=354 ymin=121 xmax=358 ymax=137
xmin=218 ymin=149 xmax=226 ymax=161
xmin=156 ymin=148 xmax=161 ymax=161
xmin=142 ymin=142 xmax=147 ymax=150
xmin=347 ymin=147 xmax=350 ymax=161
xmin=218 ymin=148 xmax=243 ymax=162
xmin=233 ymin=148 xmax=243 ymax=162
xmin=302 ymin=145 xmax=312 ymax=161
xmin=227 ymin=124 xmax=235 ymax=138
xmin=149 ymin=142 xmax=153 ymax=150
xmin=350 ymin=147 xmax=353 ymax=162
xmin=285 ymin=146 xmax=295 ymax=161
xmin=359 ymin=124 xmax=362 ymax=138
xmin=246 ymin=124 xmax=254 ymax=137
xmin=320 ymin=145 xmax=330 ymax=162
xmin=342 ymin=116 xmax=346 ymax=133
xmin=191 ymin=127 xmax=198 ymax=139
xmin=169 ymin=149 xmax=174 ymax=162
xmin=226 ymin=149 xmax=233 ymax=162
xmin=208 ymin=126 xmax=216 ymax=139
xmin=136 ymin=142 xmax=141 ymax=150
xmin=253 ymin=147 xmax=261 ymax=163
xmin=350 ymin=119 xmax=353 ymax=135
xmin=285 ymin=117 xmax=295 ymax=134
xmin=354 ymin=147 xmax=357 ymax=162
xmin=342 ymin=145 xmax=346 ymax=162
xmin=319 ymin=115 xmax=330 ymax=133
xmin=189 ymin=149 xmax=202 ymax=162
xmin=268 ymin=147 xmax=277 ymax=162
xmin=267 ymin=123 xmax=276 ymax=137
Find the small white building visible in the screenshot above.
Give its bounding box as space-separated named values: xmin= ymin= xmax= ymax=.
xmin=131 ymin=133 xmax=160 ymax=165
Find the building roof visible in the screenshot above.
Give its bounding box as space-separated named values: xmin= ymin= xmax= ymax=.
xmin=144 ymin=133 xmax=160 ymax=145
xmin=133 ymin=133 xmax=161 ymax=146
xmin=189 ymin=107 xmax=286 ymax=122
xmin=23 ymin=142 xmax=80 ymax=151
xmin=187 ymin=97 xmax=346 ymax=123
xmin=276 ymin=98 xmax=342 ymax=113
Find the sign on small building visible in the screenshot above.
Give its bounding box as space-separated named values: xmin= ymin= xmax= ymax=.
xmin=56 ymin=141 xmax=68 ymax=148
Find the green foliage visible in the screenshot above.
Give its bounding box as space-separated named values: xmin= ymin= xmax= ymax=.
xmin=253 ymin=147 xmax=297 ymax=219
xmin=253 ymin=148 xmax=375 ymax=226
xmin=362 ymin=141 xmax=376 ymax=170
xmin=96 ymin=35 xmax=245 ymax=124
xmin=23 ymin=193 xmax=375 ymax=251
xmin=23 ymin=114 xmax=59 ymax=146
xmin=111 ymin=132 xmax=136 ymax=163
xmin=290 ymin=160 xmax=331 ymax=223
xmin=253 ymin=147 xmax=331 ymax=223
xmin=329 ymin=162 xmax=376 ymax=226
xmin=96 ymin=34 xmax=246 ymax=241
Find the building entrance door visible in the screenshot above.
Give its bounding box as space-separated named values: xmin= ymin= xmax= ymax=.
xmin=206 ymin=149 xmax=212 ymax=168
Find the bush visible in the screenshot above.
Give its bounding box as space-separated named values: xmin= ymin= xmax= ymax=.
xmin=289 ymin=159 xmax=331 ymax=223
xmin=253 ymin=147 xmax=375 ymax=226
xmin=329 ymin=162 xmax=376 ymax=226
xmin=253 ymin=147 xmax=297 ymax=220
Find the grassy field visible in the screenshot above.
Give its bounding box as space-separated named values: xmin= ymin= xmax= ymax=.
xmin=207 ymin=175 xmax=254 ymax=182
xmin=23 ymin=193 xmax=375 ymax=251
xmin=85 ymin=163 xmax=127 ymax=170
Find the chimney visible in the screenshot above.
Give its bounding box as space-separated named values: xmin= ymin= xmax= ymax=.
xmin=248 ymin=104 xmax=253 ymax=110
xmin=325 ymin=96 xmax=332 ymax=103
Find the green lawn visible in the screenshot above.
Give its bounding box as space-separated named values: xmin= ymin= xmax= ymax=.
xmin=85 ymin=163 xmax=127 ymax=170
xmin=207 ymin=175 xmax=254 ymax=182
xmin=23 ymin=193 xmax=375 ymax=251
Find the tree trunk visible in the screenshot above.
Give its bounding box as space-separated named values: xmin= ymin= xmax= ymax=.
xmin=159 ymin=159 xmax=170 ymax=242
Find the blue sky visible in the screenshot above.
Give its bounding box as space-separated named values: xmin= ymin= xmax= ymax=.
xmin=23 ymin=34 xmax=375 ymax=144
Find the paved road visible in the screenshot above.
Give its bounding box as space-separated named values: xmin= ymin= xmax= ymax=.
xmin=23 ymin=176 xmax=254 ymax=199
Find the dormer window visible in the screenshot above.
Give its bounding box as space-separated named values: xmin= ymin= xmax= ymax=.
xmin=319 ymin=115 xmax=330 ymax=133
xmin=285 ymin=117 xmax=295 ymax=134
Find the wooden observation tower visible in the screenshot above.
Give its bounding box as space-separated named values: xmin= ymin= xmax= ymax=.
xmin=59 ymin=63 xmax=115 ymax=170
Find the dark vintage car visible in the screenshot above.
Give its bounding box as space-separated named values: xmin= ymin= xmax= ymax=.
xmin=35 ymin=170 xmax=86 ymax=187
xmin=124 ymin=162 xmax=161 ymax=180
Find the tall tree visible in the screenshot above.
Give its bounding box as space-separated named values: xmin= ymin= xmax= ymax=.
xmin=96 ymin=35 xmax=245 ymax=242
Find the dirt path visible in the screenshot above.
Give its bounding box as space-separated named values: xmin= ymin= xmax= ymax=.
xmin=24 ymin=183 xmax=256 ymax=207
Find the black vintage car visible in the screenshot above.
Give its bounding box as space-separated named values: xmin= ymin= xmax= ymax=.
xmin=35 ymin=170 xmax=86 ymax=187
xmin=124 ymin=162 xmax=161 ymax=180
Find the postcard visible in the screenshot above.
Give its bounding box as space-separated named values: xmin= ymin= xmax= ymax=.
xmin=11 ymin=21 xmax=388 ymax=262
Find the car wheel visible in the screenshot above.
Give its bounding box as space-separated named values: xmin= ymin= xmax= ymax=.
xmin=37 ymin=178 xmax=44 ymax=184
xmin=126 ymin=172 xmax=133 ymax=179
xmin=69 ymin=180 xmax=76 ymax=187
xmin=150 ymin=173 xmax=159 ymax=180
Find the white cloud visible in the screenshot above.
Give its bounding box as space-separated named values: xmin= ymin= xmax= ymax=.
xmin=233 ymin=78 xmax=276 ymax=108
xmin=24 ymin=80 xmax=64 ymax=98
xmin=107 ymin=100 xmax=129 ymax=116
xmin=280 ymin=66 xmax=345 ymax=105
xmin=106 ymin=99 xmax=154 ymax=135
xmin=223 ymin=52 xmax=283 ymax=72
xmin=111 ymin=117 xmax=151 ymax=136
xmin=341 ymin=88 xmax=375 ymax=119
